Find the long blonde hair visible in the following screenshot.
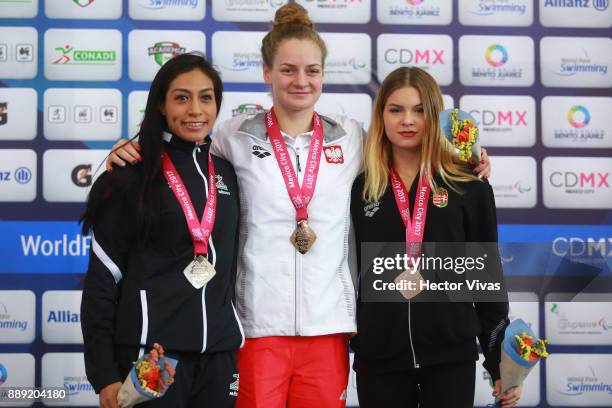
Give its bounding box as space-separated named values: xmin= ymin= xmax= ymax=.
xmin=362 ymin=67 xmax=478 ymax=203
xmin=261 ymin=3 xmax=327 ymax=68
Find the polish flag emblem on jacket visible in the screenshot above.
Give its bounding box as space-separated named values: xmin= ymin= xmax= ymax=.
xmin=323 ymin=145 xmax=344 ymax=164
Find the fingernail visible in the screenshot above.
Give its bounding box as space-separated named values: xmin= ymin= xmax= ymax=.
xmin=138 ymin=157 xmax=143 ymax=162
xmin=484 ymin=175 xmax=489 ymax=181
xmin=131 ymin=160 xmax=137 ymax=165
xmin=480 ymin=159 xmax=485 ymax=164
xmin=478 ymin=174 xmax=483 ymax=180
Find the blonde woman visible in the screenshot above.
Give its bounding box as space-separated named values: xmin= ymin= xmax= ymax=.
xmin=349 ymin=67 xmax=521 ymax=408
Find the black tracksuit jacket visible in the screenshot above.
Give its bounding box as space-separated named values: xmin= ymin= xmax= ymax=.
xmin=350 ymin=172 xmax=509 ymax=381
xmin=81 ymin=135 xmax=244 ymax=393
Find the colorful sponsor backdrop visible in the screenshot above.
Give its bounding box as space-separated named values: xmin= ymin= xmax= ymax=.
xmin=1 ymin=0 xmax=611 ymax=406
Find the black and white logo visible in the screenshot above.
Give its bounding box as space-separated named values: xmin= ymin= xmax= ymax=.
xmin=48 ymin=105 xmax=66 ymax=123
xmin=16 ymin=44 xmax=33 ymax=62
xmin=216 ymin=174 xmax=230 ymax=196
xmin=364 ymin=202 xmax=380 ymax=217
xmin=252 ymin=145 xmax=271 ymax=159
xmin=100 ymin=106 xmax=118 ymax=123
xmin=74 ymin=106 xmax=92 ymax=124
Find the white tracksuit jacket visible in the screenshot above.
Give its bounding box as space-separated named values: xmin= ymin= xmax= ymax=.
xmin=211 ymin=112 xmax=363 ymax=338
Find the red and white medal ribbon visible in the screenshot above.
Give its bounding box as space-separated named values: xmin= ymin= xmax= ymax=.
xmin=265 ymin=108 xmax=324 ymax=223
xmin=162 ymin=150 xmax=216 ymax=257
xmin=390 ymin=169 xmax=431 ymax=264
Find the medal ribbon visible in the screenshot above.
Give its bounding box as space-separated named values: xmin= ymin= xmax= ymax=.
xmin=162 ymin=150 xmax=216 ymax=257
xmin=265 ymin=108 xmax=324 ymax=222
xmin=390 ymin=169 xmax=431 ymax=261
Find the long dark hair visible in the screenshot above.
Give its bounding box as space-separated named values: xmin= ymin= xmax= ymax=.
xmin=81 ymin=53 xmax=224 ymax=239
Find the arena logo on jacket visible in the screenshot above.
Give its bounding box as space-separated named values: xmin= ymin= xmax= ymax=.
xmin=364 ymin=201 xmax=380 ymax=218
xmin=323 ymin=145 xmax=344 ymax=164
xmin=251 ymin=145 xmax=271 ymax=159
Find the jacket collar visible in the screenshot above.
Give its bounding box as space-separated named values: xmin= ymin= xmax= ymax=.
xmin=236 ymin=112 xmax=346 ymax=144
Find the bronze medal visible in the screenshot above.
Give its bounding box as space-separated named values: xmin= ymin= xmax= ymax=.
xmin=290 ymin=221 xmax=317 ymax=254
xmin=394 ymin=266 xmax=423 ymax=300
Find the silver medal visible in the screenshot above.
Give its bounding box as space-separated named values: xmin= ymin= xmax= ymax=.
xmin=183 ymin=255 xmax=216 ymax=289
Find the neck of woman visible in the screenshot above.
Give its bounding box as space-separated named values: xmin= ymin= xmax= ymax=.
xmin=273 ymin=104 xmax=315 ymax=138
xmin=391 ymin=146 xmax=421 ymax=189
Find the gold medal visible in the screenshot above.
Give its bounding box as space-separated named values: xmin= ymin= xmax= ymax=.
xmin=183 ymin=255 xmax=216 ymax=289
xmin=290 ymin=221 xmax=317 ymax=254
xmin=394 ymin=266 xmax=423 ymax=300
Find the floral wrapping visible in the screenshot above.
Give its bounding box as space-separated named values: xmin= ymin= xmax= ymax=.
xmin=492 ymin=319 xmax=549 ymax=407
xmin=117 ymin=343 xmax=178 ymax=408
xmin=439 ymin=108 xmax=481 ymax=163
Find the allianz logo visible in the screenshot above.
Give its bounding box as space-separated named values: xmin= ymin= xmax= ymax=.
xmin=48 ymin=310 xmax=80 ymax=323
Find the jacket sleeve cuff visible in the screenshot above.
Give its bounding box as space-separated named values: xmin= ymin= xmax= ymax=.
xmin=484 ymin=360 xmax=501 ymax=382
xmin=90 ymin=366 xmax=123 ymax=394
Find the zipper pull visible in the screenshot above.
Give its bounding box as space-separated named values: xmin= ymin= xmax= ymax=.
xmin=296 ymin=154 xmax=302 ymax=172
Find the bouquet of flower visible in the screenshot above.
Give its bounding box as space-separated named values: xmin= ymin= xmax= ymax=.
xmin=493 ymin=319 xmax=549 ymax=406
xmin=439 ymin=108 xmax=481 ymax=163
xmin=117 ymin=343 xmax=178 ymax=408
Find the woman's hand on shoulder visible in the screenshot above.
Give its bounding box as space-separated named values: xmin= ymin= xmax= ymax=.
xmin=106 ymin=140 xmax=142 ymax=172
xmin=472 ymin=147 xmax=491 ymax=180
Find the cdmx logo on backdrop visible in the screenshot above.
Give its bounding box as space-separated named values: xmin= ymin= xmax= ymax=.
xmin=485 ymin=44 xmax=508 ymax=67
xmin=568 ymin=105 xmax=590 ymax=128
xmin=147 ymin=42 xmax=186 ymax=66
xmin=140 ymin=0 xmax=199 ymax=9
xmin=549 ymin=171 xmax=610 ymax=194
xmin=71 ymin=164 xmax=92 ymax=187
xmin=52 ymin=44 xmax=116 ymax=65
xmin=468 ymin=109 xmax=528 ymax=130
xmin=384 ymin=48 xmax=445 ymax=65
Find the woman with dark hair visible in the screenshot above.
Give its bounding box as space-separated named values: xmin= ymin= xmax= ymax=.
xmin=81 ymin=53 xmax=244 ymax=408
